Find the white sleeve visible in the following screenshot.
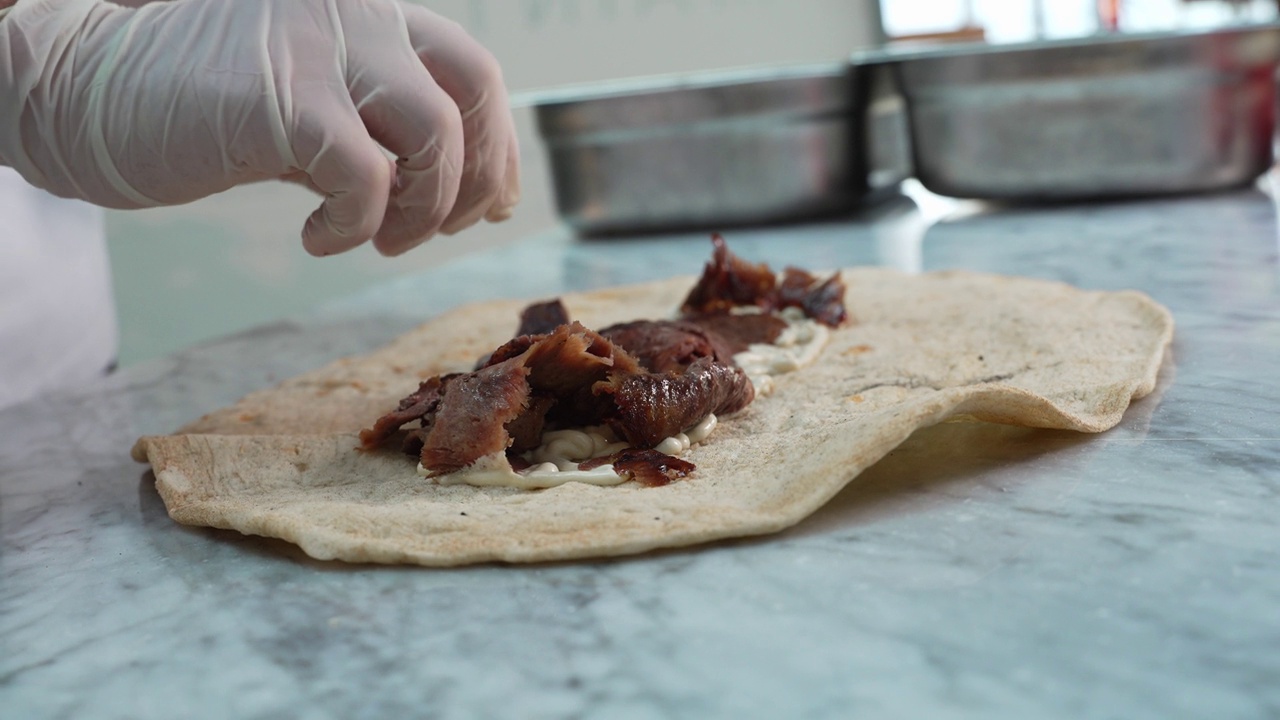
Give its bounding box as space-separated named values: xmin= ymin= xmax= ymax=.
xmin=0 ymin=0 xmax=102 ymax=192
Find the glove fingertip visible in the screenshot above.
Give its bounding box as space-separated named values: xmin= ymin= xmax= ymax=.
xmin=484 ymin=204 xmax=514 ymax=223
xmin=440 ymin=207 xmax=485 ymax=236
xmin=484 ymin=141 xmax=522 ymax=224
xmin=302 ymin=208 xmax=370 ymax=257
xmin=373 ymin=211 xmax=435 ymax=257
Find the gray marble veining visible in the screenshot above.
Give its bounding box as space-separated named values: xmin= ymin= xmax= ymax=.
xmin=4 ymin=186 xmax=1280 ymax=719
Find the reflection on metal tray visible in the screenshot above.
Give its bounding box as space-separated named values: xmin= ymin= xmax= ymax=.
xmin=531 ymin=63 xmax=911 ymax=235
xmin=860 ymin=24 xmax=1280 ymax=200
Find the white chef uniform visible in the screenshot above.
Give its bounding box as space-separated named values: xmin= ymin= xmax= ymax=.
xmin=0 ymin=165 xmax=118 ymax=410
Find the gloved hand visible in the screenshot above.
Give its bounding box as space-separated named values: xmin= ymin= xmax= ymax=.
xmin=0 ymin=0 xmax=520 ymax=256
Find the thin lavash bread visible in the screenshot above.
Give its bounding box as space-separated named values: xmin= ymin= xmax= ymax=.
xmin=131 ymin=269 xmax=1174 ymax=566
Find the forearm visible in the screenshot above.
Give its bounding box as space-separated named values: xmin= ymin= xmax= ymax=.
xmin=0 ymin=0 xmax=518 ymax=254
xmin=1 ymin=0 xmax=155 ymax=12
xmin=0 ymin=0 xmax=129 ymax=194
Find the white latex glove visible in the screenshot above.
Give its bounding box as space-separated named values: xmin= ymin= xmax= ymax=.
xmin=0 ymin=0 xmax=520 ymax=256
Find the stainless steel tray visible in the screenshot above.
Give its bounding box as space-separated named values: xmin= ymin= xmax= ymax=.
xmin=861 ymin=24 xmax=1280 ymax=200
xmin=531 ymin=63 xmax=910 ymax=235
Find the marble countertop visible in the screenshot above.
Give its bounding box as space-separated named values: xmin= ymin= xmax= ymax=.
xmin=4 ymin=185 xmax=1279 ymax=719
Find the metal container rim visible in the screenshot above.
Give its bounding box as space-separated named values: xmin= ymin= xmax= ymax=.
xmin=849 ymin=21 xmax=1280 ymax=66
xmin=514 ymin=61 xmax=849 ymax=111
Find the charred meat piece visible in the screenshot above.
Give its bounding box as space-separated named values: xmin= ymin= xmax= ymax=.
xmin=681 ymin=234 xmax=849 ymax=327
xmin=596 ymin=357 xmax=754 ymax=448
xmin=521 ymin=322 xmax=641 ymax=396
xmin=801 ymin=273 xmax=849 ymax=328
xmin=775 ymin=267 xmax=822 ymax=307
xmin=681 ymin=312 xmax=788 ymax=354
xmin=358 ymin=373 xmax=452 ymax=450
xmin=364 ymin=327 xmax=751 ymax=475
xmin=475 ymin=299 xmax=574 ymax=368
xmin=680 ymin=233 xmax=778 ymax=315
xmin=418 ymin=360 xmax=532 ymax=475
xmin=430 ymin=320 xmax=634 ymax=471
xmin=774 ymin=267 xmax=849 ymax=328
xmin=505 ymin=395 xmax=557 ymax=454
xmin=579 ymin=448 xmax=696 ymax=487
xmin=600 ymin=319 xmax=736 ymax=373
xmin=522 ymin=323 xmax=641 ymax=429
xmin=364 ymin=323 xmax=642 ymax=475
xmin=482 ymin=333 xmax=540 ymax=368
xmin=602 ymin=313 xmax=787 ymax=369
xmin=516 ymin=299 xmax=571 ymax=337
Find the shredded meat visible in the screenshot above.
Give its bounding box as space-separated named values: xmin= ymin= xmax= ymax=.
xmin=682 ymin=313 xmax=788 ymax=354
xmin=475 ymin=299 xmax=574 ymax=369
xmin=518 ymin=322 xmax=641 ymax=395
xmin=775 ymin=267 xmax=821 ymax=308
xmin=601 ymin=313 xmax=786 ymax=368
xmin=364 ymin=323 xmax=642 ymax=475
xmin=599 ymin=319 xmax=736 ymax=373
xmin=363 ymin=329 xmax=751 ymax=474
xmin=418 ymin=360 xmax=532 ymax=475
xmin=681 ymin=234 xmax=849 ymax=327
xmin=596 ymin=358 xmax=754 ymax=448
xmin=482 ymin=334 xmax=539 ymax=368
xmin=773 ymin=267 xmax=849 ymax=327
xmin=579 ymin=448 xmax=695 ymax=487
xmin=358 ymin=373 xmax=451 ymax=450
xmin=505 ymin=395 xmax=556 ymax=454
xmin=680 ymin=233 xmax=777 ymax=315
xmin=361 ymin=233 xmax=845 ymax=484
xmin=520 ymin=322 xmax=643 ymax=428
xmin=516 ymin=299 xmax=570 ymax=337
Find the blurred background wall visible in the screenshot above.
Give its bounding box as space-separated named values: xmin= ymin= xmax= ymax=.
xmin=106 ymin=0 xmax=885 ymax=366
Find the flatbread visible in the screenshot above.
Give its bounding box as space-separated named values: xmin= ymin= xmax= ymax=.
xmin=132 ymin=269 xmax=1173 ymax=565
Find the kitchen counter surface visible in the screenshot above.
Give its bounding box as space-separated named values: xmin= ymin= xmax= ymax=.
xmin=4 ymin=186 xmax=1279 ymax=719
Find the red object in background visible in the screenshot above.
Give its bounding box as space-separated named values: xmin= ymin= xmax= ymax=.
xmin=1098 ymin=0 xmax=1121 ymax=30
